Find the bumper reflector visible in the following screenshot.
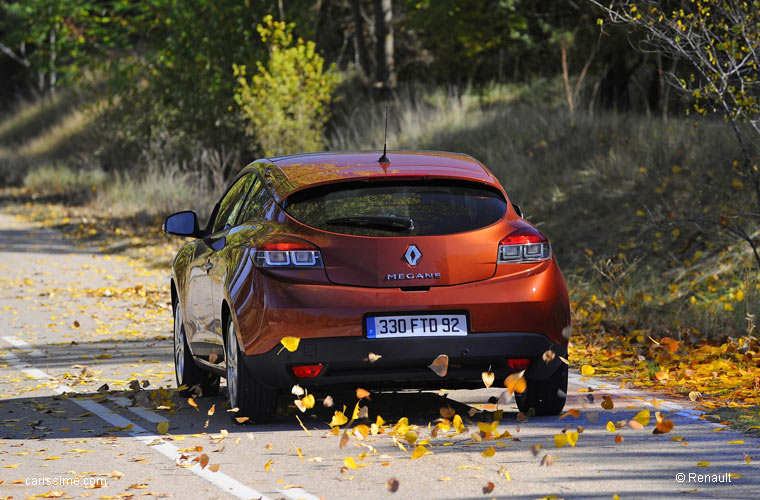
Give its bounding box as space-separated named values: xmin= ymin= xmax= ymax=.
xmin=507 ymin=358 xmax=531 ymax=371
xmin=291 ymin=364 xmax=324 ymax=378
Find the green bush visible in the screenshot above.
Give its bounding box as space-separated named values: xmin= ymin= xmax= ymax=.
xmin=233 ymin=15 xmax=339 ymax=157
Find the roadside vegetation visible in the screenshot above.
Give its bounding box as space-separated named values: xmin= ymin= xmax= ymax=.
xmin=1 ymin=1 xmax=759 ymax=417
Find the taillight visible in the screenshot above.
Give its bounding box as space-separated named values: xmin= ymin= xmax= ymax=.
xmin=253 ymin=237 xmax=324 ymax=268
xmin=498 ymin=227 xmax=551 ymax=263
xmin=291 ymin=364 xmax=323 ymax=378
xmin=508 ymin=358 xmax=531 ymax=371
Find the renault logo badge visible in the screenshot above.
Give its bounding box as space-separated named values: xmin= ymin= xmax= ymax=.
xmin=404 ymin=245 xmax=422 ymax=266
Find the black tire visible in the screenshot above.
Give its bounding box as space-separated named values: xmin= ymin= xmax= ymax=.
xmin=173 ymin=303 xmax=220 ymax=397
xmin=516 ymin=363 xmax=568 ymax=416
xmin=225 ymin=318 xmax=278 ymax=424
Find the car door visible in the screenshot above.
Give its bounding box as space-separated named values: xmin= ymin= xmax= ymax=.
xmin=199 ymin=173 xmax=256 ymax=357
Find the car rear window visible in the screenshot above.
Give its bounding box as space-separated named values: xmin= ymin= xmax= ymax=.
xmin=284 ymin=180 xmax=507 ymax=236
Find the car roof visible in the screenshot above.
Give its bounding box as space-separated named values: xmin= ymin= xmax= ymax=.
xmin=251 ymin=151 xmax=503 ymax=202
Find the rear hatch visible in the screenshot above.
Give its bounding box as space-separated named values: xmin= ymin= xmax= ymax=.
xmin=284 ymin=179 xmax=508 ymax=287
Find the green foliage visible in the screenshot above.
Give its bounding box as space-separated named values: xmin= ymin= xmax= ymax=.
xmin=1 ymin=1 xmax=131 ymax=91
xmin=233 ymin=15 xmax=339 ymax=157
xmin=404 ymin=0 xmax=529 ymax=82
xmin=23 ymin=163 xmax=106 ymax=195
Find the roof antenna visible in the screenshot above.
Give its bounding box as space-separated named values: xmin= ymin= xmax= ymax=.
xmin=378 ymin=106 xmax=390 ymax=163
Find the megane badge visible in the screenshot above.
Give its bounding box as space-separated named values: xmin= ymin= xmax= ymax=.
xmin=404 ymin=245 xmax=422 ymax=266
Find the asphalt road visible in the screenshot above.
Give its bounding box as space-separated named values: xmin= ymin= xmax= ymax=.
xmin=1 ymin=209 xmax=758 ymax=500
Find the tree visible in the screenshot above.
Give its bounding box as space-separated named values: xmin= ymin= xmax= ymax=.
xmin=233 ymin=15 xmax=339 ymax=157
xmin=591 ymin=0 xmax=760 ymax=267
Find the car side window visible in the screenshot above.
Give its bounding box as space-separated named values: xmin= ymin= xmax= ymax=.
xmin=211 ymin=174 xmax=255 ymax=234
xmin=237 ymin=178 xmax=271 ymax=222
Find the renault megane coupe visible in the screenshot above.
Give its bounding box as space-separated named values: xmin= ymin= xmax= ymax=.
xmin=163 ymin=151 xmax=571 ymax=423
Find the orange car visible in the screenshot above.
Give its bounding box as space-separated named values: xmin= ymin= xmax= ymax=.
xmin=164 ymin=151 xmax=570 ymax=422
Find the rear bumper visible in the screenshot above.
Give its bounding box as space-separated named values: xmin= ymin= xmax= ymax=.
xmin=242 ymin=332 xmax=567 ymax=390
xmin=232 ymin=259 xmax=571 ymax=355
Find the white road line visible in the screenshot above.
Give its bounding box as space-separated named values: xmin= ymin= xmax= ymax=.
xmin=277 ymin=487 xmax=322 ymax=500
xmin=1 ymin=338 xmax=318 ymax=500
xmin=110 ymin=396 xmax=169 ymax=424
xmin=2 ymin=336 xmax=45 ymax=357
xmin=0 ymin=349 xmax=52 ymax=379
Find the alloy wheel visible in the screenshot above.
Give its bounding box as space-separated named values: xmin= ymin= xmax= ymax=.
xmin=173 ymin=306 xmax=185 ymax=385
xmin=226 ymin=321 xmax=238 ymax=408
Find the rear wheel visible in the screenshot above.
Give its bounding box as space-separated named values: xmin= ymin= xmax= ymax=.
xmin=225 ymin=318 xmax=278 ymax=424
xmin=516 ymin=363 xmax=567 ymax=416
xmin=173 ymin=304 xmax=220 ymax=397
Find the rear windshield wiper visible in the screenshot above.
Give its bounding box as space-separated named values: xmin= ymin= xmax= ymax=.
xmin=325 ymin=216 xmax=414 ymax=231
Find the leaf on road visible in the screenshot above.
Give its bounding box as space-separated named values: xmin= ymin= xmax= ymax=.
xmin=428 ymin=354 xmax=449 ymax=377
xmin=653 ymin=420 xmax=674 ymax=434
xmin=481 ymin=371 xmax=495 ymax=388
xmin=410 ymin=446 xmax=428 ymax=459
xmin=482 ymin=446 xmax=496 ymax=457
xmin=199 ymin=454 xmax=209 ymax=469
xmin=615 ymin=434 xmax=624 ymax=443
xmin=566 ymin=430 xmax=579 ymax=447
xmin=386 ymin=477 xmax=399 ymax=492
xmin=344 ymin=456 xmax=359 ymax=469
xmin=697 ymin=461 xmax=710 ymax=467
xmin=482 ymin=481 xmax=495 ymax=494
xmin=264 ymin=459 xmax=273 ymax=471
xmin=688 ymin=391 xmax=702 ymax=402
xmin=601 ymin=395 xmax=614 ymax=410
xmin=540 ymin=454 xmax=555 ymax=467
xmin=606 ymin=421 xmax=616 ymax=433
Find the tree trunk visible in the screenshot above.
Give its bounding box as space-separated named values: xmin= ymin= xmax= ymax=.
xmin=382 ymin=0 xmax=395 ymax=88
xmin=561 ymin=44 xmax=574 ymax=114
xmin=373 ymin=0 xmax=386 ymax=87
xmin=350 ymin=0 xmax=371 ymax=79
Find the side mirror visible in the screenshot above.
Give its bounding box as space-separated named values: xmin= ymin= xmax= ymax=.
xmin=512 ymin=203 xmax=523 ymax=218
xmin=163 ymin=211 xmax=201 ymax=238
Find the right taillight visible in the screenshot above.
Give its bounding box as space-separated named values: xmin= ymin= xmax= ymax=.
xmin=498 ymin=227 xmax=551 ymax=263
xmin=253 ymin=237 xmax=324 ymax=268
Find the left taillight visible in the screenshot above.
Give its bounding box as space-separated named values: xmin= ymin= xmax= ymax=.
xmin=498 ymin=227 xmax=551 ymax=263
xmin=253 ymin=237 xmax=324 ymax=268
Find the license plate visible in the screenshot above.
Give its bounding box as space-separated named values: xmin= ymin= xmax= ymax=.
xmin=366 ymin=314 xmax=468 ymax=338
